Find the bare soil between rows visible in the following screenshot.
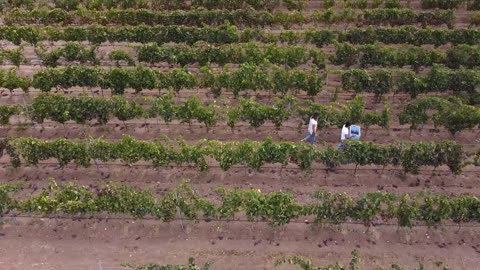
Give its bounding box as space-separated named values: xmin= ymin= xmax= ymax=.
xmin=0 ymin=91 xmax=479 ymax=270
xmin=1 ymin=114 xmax=478 ymax=268
xmin=0 ymin=85 xmax=447 ymax=107
xmin=1 ymin=119 xmax=479 ymax=146
xmin=1 ymin=218 xmax=479 ymax=270
xmin=1 ymin=161 xmax=479 ymax=198
xmin=1 ymin=7 xmax=480 ymax=267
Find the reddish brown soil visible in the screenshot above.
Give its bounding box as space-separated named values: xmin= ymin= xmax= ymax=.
xmin=1 ymin=96 xmax=480 ymax=267
xmin=2 ymin=119 xmax=480 ymax=146
xmin=1 ymin=217 xmax=480 ymax=270
xmin=1 ymin=87 xmax=480 ymax=269
xmin=1 ymin=3 xmax=480 ymax=269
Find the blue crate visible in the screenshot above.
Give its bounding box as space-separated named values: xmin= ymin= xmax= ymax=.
xmin=350 ymin=125 xmax=361 ymax=140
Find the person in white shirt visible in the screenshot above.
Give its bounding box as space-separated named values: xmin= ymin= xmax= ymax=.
xmin=338 ymin=121 xmax=351 ymax=150
xmin=301 ymin=113 xmax=319 ymax=145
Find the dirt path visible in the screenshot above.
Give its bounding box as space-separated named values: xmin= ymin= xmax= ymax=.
xmin=1 ymin=217 xmax=479 ymax=270
xmin=1 ymin=162 xmax=479 ymax=198
xmin=0 ymin=1 xmax=479 ymax=268
xmin=1 ymin=120 xmax=479 ymax=146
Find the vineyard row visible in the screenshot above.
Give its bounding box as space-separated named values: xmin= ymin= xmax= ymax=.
xmin=2 ymin=8 xmax=459 ymax=28
xmin=1 ymin=0 xmax=307 ymax=11
xmin=0 ymin=136 xmax=465 ymax=174
xmin=399 ymin=96 xmax=480 ymax=135
xmin=0 ymin=25 xmax=478 ymax=46
xmin=1 ymin=64 xmax=479 ymax=98
xmin=1 ymin=93 xmax=390 ymax=131
xmin=104 ymin=252 xmax=443 ymax=269
xmin=2 ymin=93 xmax=479 ymax=136
xmin=1 ymin=179 xmax=479 ymax=227
xmin=3 ymin=0 xmax=479 ymax=11
xmin=4 ymin=42 xmax=480 ymax=70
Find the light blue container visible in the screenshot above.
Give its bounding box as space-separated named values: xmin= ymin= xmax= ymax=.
xmin=350 ymin=125 xmax=361 ymax=140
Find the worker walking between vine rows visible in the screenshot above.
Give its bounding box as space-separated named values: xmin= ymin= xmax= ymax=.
xmin=301 ymin=112 xmax=319 ymax=145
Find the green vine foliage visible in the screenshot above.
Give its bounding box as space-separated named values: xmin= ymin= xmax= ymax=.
xmin=0 ymin=183 xmax=21 ymax=215
xmin=0 ymin=136 xmax=465 ymax=174
xmin=146 ymin=92 xmax=177 ymax=123
xmin=29 ymin=93 xmax=111 ymax=124
xmin=5 ymin=41 xmax=479 ymax=70
xmin=0 ymin=47 xmax=27 ymax=66
xmin=136 ymin=42 xmax=326 ymax=68
xmin=0 ymin=25 xmax=479 ymax=46
xmin=471 ymin=11 xmax=480 ymax=25
xmin=1 ymin=8 xmax=456 ymax=28
xmin=0 ymin=105 xmax=20 ymax=125
xmin=124 ymin=257 xmax=212 ymax=270
xmin=3 ymin=8 xmax=285 ymax=27
xmin=2 ymin=93 xmax=390 ymax=132
xmin=4 ymin=93 xmax=479 ymax=140
xmin=199 ymin=63 xmax=327 ymax=97
xmin=330 ymin=43 xmax=480 ymax=69
xmin=2 ymin=179 xmax=480 ymax=227
xmin=445 ymin=44 xmax=480 ymax=68
xmin=0 ymin=0 xmax=305 ymax=11
xmin=343 ymin=0 xmax=403 ymax=8
xmin=399 ymin=96 xmax=480 ymax=136
xmin=0 ymin=68 xmax=31 ymax=92
xmin=275 ymin=250 xmax=360 ymax=270
xmin=276 ymin=250 xmax=444 ymax=270
xmin=306 ymin=191 xmax=353 ymax=224
xmin=6 ymin=0 xmax=476 ymax=11
xmin=27 ymin=64 xmax=326 ymax=96
xmin=36 ymin=42 xmax=98 ymax=67
xmin=108 ymin=49 xmax=135 ymax=66
xmin=341 ymin=69 xmax=392 ymax=98
xmin=227 ymin=96 xmax=295 ymax=130
xmin=342 ymin=66 xmax=480 ymax=98
xmin=176 ymin=96 xmax=218 ymax=129
xmin=421 ymin=0 xmax=465 ymax=9
xmin=362 ymin=8 xmax=454 ymax=28
xmin=296 ymin=95 xmax=390 ymax=130
xmin=399 ymin=140 xmax=463 ymax=174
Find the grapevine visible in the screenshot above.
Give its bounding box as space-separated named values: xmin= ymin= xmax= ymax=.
xmin=1 ymin=179 xmax=479 ymax=227
xmin=0 ymin=136 xmax=465 ymax=174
